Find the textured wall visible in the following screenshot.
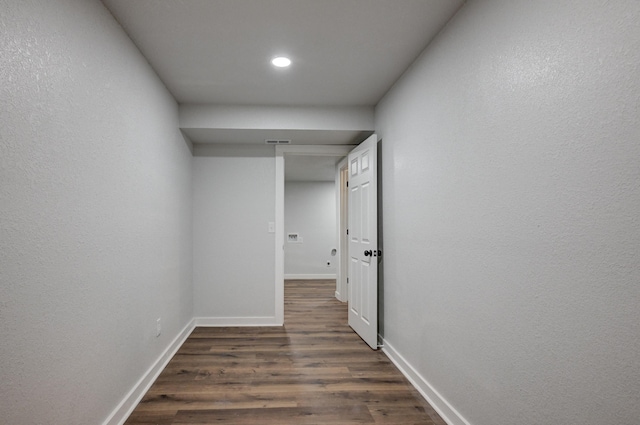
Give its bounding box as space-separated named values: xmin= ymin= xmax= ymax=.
xmin=193 ymin=152 xmax=276 ymax=319
xmin=0 ymin=1 xmax=193 ymax=424
xmin=284 ymin=181 xmax=337 ymax=276
xmin=375 ymin=1 xmax=640 ymax=424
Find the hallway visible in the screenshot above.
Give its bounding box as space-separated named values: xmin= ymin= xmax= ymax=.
xmin=124 ymin=280 xmax=445 ymax=424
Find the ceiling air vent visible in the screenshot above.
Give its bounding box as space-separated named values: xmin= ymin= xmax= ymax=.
xmin=265 ymin=139 xmax=291 ymax=145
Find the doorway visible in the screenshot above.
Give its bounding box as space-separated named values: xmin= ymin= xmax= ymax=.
xmin=275 ymin=136 xmax=380 ymax=349
xmin=274 ymin=145 xmax=354 ymax=325
xmin=283 ymin=155 xmax=340 ymax=281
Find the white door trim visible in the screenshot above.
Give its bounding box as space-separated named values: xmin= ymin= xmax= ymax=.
xmin=275 ymin=145 xmax=355 ymax=324
xmin=335 ymin=157 xmax=349 ymax=302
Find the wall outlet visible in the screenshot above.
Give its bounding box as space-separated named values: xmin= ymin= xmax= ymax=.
xmin=287 ymin=233 xmax=301 ymax=243
xmin=156 ymin=318 xmax=161 ymax=337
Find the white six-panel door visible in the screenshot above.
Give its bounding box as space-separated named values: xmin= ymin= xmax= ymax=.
xmin=348 ymin=134 xmax=378 ymax=349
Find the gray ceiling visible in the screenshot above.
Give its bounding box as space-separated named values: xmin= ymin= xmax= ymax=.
xmin=101 ymin=0 xmax=464 ymax=107
xmin=100 ymin=0 xmax=464 ymax=155
xmin=285 ymin=155 xmax=341 ymax=181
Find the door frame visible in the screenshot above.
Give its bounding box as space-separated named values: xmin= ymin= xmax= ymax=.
xmin=275 ymin=145 xmax=355 ymax=324
xmin=335 ymin=157 xmax=349 ymax=302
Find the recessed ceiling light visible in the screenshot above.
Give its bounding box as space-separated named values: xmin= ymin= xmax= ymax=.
xmin=271 ymin=56 xmax=291 ymax=68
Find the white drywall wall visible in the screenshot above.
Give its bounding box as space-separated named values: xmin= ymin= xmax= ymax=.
xmin=193 ymin=148 xmax=276 ymax=320
xmin=375 ymin=1 xmax=640 ymax=425
xmin=284 ymin=181 xmax=337 ymax=276
xmin=0 ymin=1 xmax=193 ymax=424
xmin=180 ymin=104 xmax=374 ymax=131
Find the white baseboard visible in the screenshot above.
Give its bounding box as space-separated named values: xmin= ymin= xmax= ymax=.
xmin=102 ymin=319 xmax=195 ymax=425
xmin=194 ymin=316 xmax=280 ymax=327
xmin=284 ymin=273 xmax=337 ymax=280
xmin=382 ymin=340 xmax=471 ymax=425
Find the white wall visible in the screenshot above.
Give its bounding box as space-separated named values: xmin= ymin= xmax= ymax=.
xmin=284 ymin=181 xmax=337 ymax=277
xmin=0 ymin=1 xmax=193 ymax=424
xmin=193 ymin=145 xmax=276 ymax=323
xmin=375 ymin=1 xmax=640 ymax=425
xmin=180 ymin=104 xmax=374 ymax=131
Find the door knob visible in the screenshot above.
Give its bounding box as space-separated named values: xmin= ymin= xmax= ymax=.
xmin=364 ymin=250 xmax=372 ymax=257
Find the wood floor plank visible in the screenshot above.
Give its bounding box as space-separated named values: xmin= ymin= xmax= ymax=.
xmin=172 ymin=405 xmax=374 ymax=424
xmin=124 ymin=410 xmax=176 ymax=424
xmin=124 ymin=280 xmax=446 ymax=425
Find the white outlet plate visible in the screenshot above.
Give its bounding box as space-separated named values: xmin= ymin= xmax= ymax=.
xmin=287 ymin=233 xmax=301 ymax=243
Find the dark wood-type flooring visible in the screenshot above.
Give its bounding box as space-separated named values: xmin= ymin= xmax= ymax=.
xmin=125 ymin=279 xmax=446 ymax=424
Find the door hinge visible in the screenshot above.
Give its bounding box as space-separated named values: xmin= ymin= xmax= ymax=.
xmin=346 ymin=181 xmax=349 ymax=187
xmin=347 ymin=278 xmax=349 ymax=283
xmin=346 ymin=229 xmax=349 ymax=235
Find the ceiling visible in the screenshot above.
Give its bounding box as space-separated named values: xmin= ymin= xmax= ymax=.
xmin=285 ymin=156 xmax=340 ymax=181
xmin=101 ymin=0 xmax=464 ymax=107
